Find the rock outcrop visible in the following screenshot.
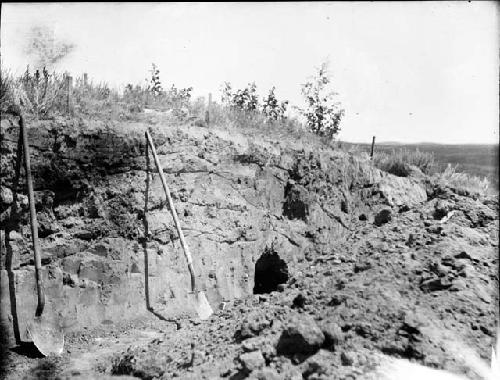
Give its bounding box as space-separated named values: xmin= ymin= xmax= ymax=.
xmin=0 ymin=115 xmax=428 ymax=345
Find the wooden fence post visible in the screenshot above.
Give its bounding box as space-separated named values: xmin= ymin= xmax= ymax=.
xmin=370 ymin=136 xmax=376 ymax=159
xmin=205 ymin=92 xmax=212 ymax=126
xmin=83 ymin=73 xmax=88 ymax=87
xmin=66 ymin=75 xmax=73 ymax=114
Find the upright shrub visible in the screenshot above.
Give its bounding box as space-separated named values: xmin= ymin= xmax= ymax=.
xmin=0 ymin=67 xmax=15 ymax=113
xmin=221 ymin=82 xmax=259 ymax=112
xmin=17 ymin=66 xmax=67 ymax=118
xmin=165 ymin=84 xmax=193 ymax=117
xmin=300 ymin=61 xmax=345 ymax=140
xmin=221 ymin=82 xmax=233 ymax=105
xmin=262 ymin=86 xmax=288 ymax=122
xmin=148 ymin=63 xmax=163 ymax=97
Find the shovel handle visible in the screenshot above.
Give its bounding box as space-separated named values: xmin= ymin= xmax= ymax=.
xmin=17 ymin=109 xmax=45 ymax=317
xmin=145 ymin=130 xmax=197 ymax=292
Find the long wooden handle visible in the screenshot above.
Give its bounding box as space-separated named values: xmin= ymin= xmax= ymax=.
xmin=144 ymin=139 xmax=151 ymax=308
xmin=145 ymin=130 xmax=197 ymax=292
xmin=19 ymin=112 xmax=45 ymax=317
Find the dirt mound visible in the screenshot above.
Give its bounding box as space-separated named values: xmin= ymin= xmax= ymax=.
xmin=91 ymin=191 xmax=497 ymax=380
xmin=0 ymin=114 xmax=497 ymax=379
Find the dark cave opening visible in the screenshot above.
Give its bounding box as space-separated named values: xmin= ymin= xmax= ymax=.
xmin=253 ymin=248 xmax=289 ymax=294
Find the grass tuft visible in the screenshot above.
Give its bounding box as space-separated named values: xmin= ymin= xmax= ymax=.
xmin=373 ymin=148 xmax=436 ymax=177
xmin=437 ymin=164 xmax=490 ymax=196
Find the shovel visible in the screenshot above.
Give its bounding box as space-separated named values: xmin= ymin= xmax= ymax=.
xmin=15 ymin=107 xmax=65 ymax=356
xmin=145 ymin=130 xmax=213 ymax=320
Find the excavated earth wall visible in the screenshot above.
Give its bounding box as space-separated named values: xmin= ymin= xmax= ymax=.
xmin=0 ymin=115 xmax=428 ymax=347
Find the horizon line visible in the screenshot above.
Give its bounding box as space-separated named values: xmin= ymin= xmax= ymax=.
xmin=340 ymin=140 xmax=499 ymax=146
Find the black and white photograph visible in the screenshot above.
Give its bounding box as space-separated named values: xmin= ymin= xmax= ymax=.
xmin=0 ymin=2 xmax=498 ymax=379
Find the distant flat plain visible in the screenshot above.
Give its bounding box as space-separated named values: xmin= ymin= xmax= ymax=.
xmin=344 ymin=141 xmax=499 ymax=192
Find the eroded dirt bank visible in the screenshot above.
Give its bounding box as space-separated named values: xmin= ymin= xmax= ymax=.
xmin=0 ymin=114 xmax=498 ymax=379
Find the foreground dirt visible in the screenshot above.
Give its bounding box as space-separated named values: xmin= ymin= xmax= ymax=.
xmin=2 ymin=185 xmax=498 ymax=380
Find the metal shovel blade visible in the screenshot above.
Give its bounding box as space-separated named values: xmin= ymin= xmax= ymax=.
xmin=27 ymin=316 xmax=65 ymax=356
xmin=189 ymin=291 xmax=213 ymax=320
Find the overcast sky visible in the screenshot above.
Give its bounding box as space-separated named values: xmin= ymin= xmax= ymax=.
xmin=1 ymin=2 xmax=498 ymax=144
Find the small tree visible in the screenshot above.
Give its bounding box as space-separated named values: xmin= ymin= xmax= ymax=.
xmin=19 ymin=65 xmax=66 ymax=118
xmin=263 ymin=86 xmax=288 ymax=121
xmin=221 ymin=82 xmax=233 ymax=106
xmin=300 ymin=62 xmax=344 ymax=140
xmin=221 ymin=82 xmax=259 ymax=112
xmin=166 ymin=84 xmax=193 ymax=117
xmin=148 ymin=63 xmax=163 ymax=96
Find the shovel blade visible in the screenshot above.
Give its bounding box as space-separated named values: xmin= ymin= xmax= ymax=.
xmin=190 ymin=291 xmax=213 ymax=320
xmin=27 ymin=316 xmax=64 ymax=356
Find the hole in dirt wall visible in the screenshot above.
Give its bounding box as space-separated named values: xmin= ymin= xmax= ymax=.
xmin=253 ymin=248 xmax=289 ymax=294
xmin=283 ymin=183 xmax=308 ymax=220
